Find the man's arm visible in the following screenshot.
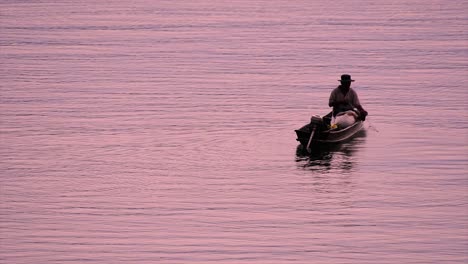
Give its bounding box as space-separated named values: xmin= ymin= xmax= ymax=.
xmin=328 ymin=90 xmax=336 ymax=107
xmin=350 ymin=90 xmax=368 ymax=120
xmin=355 ymin=104 xmax=368 ymax=120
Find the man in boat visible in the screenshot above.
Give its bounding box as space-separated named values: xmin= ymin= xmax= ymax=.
xmin=329 ymin=74 xmax=368 ymax=124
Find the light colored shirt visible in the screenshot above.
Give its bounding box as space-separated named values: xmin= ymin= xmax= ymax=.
xmin=329 ymin=86 xmax=361 ymax=115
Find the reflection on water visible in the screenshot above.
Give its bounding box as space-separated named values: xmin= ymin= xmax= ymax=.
xmin=295 ymin=129 xmax=367 ymax=173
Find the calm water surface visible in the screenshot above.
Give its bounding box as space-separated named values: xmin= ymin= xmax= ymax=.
xmin=1 ymin=1 xmax=467 ymax=263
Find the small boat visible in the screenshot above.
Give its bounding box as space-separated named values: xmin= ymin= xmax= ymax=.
xmin=295 ymin=112 xmax=364 ymax=150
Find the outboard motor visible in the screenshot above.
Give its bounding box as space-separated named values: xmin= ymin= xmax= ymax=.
xmin=310 ymin=115 xmax=323 ymax=126
xmin=309 ymin=115 xmax=324 ymax=132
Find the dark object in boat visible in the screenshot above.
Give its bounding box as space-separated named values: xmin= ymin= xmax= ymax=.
xmin=295 ymin=112 xmax=364 ymax=147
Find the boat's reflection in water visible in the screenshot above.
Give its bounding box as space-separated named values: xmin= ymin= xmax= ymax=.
xmin=295 ymin=129 xmax=367 ymax=173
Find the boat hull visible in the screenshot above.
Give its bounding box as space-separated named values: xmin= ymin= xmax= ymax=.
xmin=295 ymin=119 xmax=364 ymax=146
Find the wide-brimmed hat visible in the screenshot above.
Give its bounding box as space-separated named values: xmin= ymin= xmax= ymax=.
xmin=338 ymin=74 xmax=355 ymax=82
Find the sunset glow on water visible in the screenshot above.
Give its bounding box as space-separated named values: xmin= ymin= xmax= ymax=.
xmin=1 ymin=1 xmax=467 ymax=263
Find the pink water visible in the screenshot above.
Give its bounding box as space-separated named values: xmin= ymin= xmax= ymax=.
xmin=1 ymin=1 xmax=467 ymax=263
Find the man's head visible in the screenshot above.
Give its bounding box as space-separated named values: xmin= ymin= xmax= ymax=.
xmin=339 ymin=74 xmax=354 ymax=89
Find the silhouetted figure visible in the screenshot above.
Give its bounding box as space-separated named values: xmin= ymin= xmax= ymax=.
xmin=329 ymin=74 xmax=368 ymax=123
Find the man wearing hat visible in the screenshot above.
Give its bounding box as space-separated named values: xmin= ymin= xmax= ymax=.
xmin=329 ymin=74 xmax=368 ymax=121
